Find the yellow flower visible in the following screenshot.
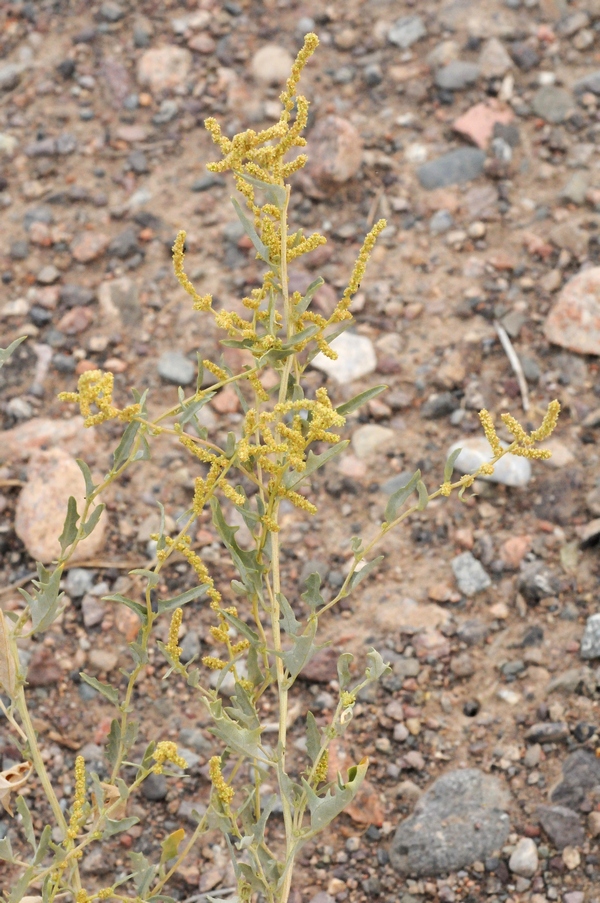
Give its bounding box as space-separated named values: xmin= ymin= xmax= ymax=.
xmin=209 ymin=755 xmax=234 ymax=805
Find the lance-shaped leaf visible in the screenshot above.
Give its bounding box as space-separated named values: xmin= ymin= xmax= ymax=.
xmin=160 ymin=827 xmax=185 ymax=865
xmin=76 ymin=459 xmax=96 ymax=498
xmin=337 ymin=652 xmax=353 ymax=690
xmin=416 ymin=479 xmax=428 ymax=511
xmin=384 ymin=470 xmax=421 ymax=523
xmin=0 ymin=834 xmax=14 ymax=862
xmin=103 ymin=815 xmax=139 ymax=837
xmin=0 ymin=609 xmax=17 ymax=696
xmin=294 ymin=277 xmax=325 ymax=315
xmin=79 ymin=673 xmax=119 ymax=706
xmin=103 ymin=592 xmax=148 ymax=625
xmin=33 ymin=824 xmax=51 ymax=866
xmin=234 ymin=171 xmax=287 ymax=209
xmin=16 ymin=795 xmax=35 ymax=851
xmin=221 ymin=609 xmax=260 ymax=644
xmin=211 ymin=498 xmax=262 ymax=594
xmin=302 ymin=757 xmax=369 ymax=834
xmin=444 ymin=447 xmax=463 ymax=483
xmin=112 ymin=419 xmax=141 ymax=471
xmin=156 ymin=583 xmax=209 ymax=615
xmin=335 ymin=385 xmax=387 ymax=417
xmin=0 ymin=336 xmax=26 ymax=370
xmin=348 ymin=556 xmax=383 ymax=592
xmin=301 ymin=572 xmax=324 ymax=611
xmin=208 ymin=699 xmax=265 ymax=762
xmin=231 ymin=197 xmax=271 ymax=263
xmin=305 ymin=711 xmax=321 ymax=764
xmin=278 ymin=592 xmax=300 ymax=637
xmin=284 ymin=441 xmax=349 ymax=489
xmin=8 ymin=866 xmax=35 ymax=903
xmin=129 ymin=851 xmax=159 ymax=897
xmin=281 ymin=617 xmax=318 ymax=682
xmin=179 ymin=392 xmax=216 ymax=426
xmin=81 ymin=503 xmax=105 ymax=539
xmin=58 ymin=496 xmax=79 ymax=552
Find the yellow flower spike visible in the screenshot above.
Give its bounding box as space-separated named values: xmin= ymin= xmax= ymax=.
xmin=529 ymin=399 xmax=561 ymax=442
xmin=510 ymin=446 xmax=553 ymax=460
xmin=439 ymin=482 xmax=452 ymax=497
xmin=172 ymin=231 xmax=212 ymax=312
xmin=478 ymin=409 xmax=503 ymax=457
xmin=151 ymin=740 xmax=187 ymax=774
xmin=279 ymin=33 xmax=320 ymax=122
xmin=209 ymin=755 xmax=235 ymax=805
xmin=500 ymin=412 xmax=529 ymax=444
xmin=203 ymin=359 xmax=229 ymax=381
xmin=166 ymin=608 xmax=183 ymax=662
xmin=331 ymin=219 xmax=387 ymax=321
xmin=313 ymin=751 xmax=329 ymax=784
xmin=67 ymin=755 xmax=87 ymax=841
xmin=203 ymin=655 xmax=228 ymax=670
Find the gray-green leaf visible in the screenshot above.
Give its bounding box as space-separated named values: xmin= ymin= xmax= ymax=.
xmin=348 ymin=556 xmax=383 ymax=591
xmin=416 ymin=480 xmax=428 ymax=511
xmin=336 ymin=385 xmax=387 ymax=417
xmin=443 ymin=447 xmax=462 ymax=484
xmin=384 ymin=470 xmax=421 ymax=523
xmin=58 ymin=496 xmax=79 ymax=552
xmin=0 ymin=336 xmax=26 ymax=370
xmin=79 ymin=673 xmax=120 ymax=705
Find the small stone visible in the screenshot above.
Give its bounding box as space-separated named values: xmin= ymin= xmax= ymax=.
xmin=448 ymin=437 xmax=531 ymax=487
xmin=27 ymin=646 xmax=62 ymax=686
xmin=251 ymin=44 xmax=294 ymax=86
xmin=312 ymin=332 xmax=376 ymax=383
xmin=108 ymin=227 xmax=139 ymax=259
xmin=128 ymin=150 xmax=149 ymax=174
xmin=429 ymin=210 xmax=454 ymax=234
xmin=544 ymin=267 xmax=600 ymax=356
xmin=81 ymin=594 xmax=106 ymax=628
xmin=421 ymin=392 xmax=459 ymax=419
xmin=157 ymin=351 xmax=195 ymax=386
xmin=509 ymin=837 xmax=538 ymax=878
xmin=180 ymin=630 xmax=200 ymax=664
xmin=137 ymin=45 xmax=192 ymax=93
xmin=587 ymin=810 xmax=600 ymax=837
xmin=306 ymin=116 xmax=363 ymax=189
xmin=510 ymin=42 xmax=540 ymax=71
xmin=352 ymin=424 xmax=396 ymax=459
xmin=580 ymin=614 xmax=600 ymax=660
xmin=479 ymin=38 xmax=513 ymax=78
xmin=562 ymin=846 xmax=580 ymax=870
xmin=526 ymin=722 xmax=569 ymax=742
xmin=532 ymin=86 xmax=574 ymax=124
xmin=451 ymin=652 xmax=475 ymax=677
xmin=453 ymin=101 xmax=514 ymax=150
xmin=563 ymin=894 xmax=584 ymax=903
xmin=58 ymin=308 xmax=94 ymax=335
xmin=81 ymin=848 xmax=110 ymax=875
xmin=99 ymin=1 xmax=124 ymax=22
xmin=560 ymin=172 xmax=588 ymax=206
xmin=0 ymin=64 xmax=21 ymax=92
xmin=417 ymin=149 xmax=486 ymax=190
xmin=66 ymin=568 xmax=94 ymax=598
xmin=499 ymin=535 xmax=531 ymax=569
xmin=10 ymin=240 xmax=29 ymax=260
xmin=60 ymin=284 xmax=95 ymax=307
xmin=388 ymin=16 xmax=427 ymax=49
xmin=71 ymin=232 xmax=109 ymax=263
xmin=98 ymin=277 xmax=141 ymax=327
xmin=37 ymin=265 xmax=60 ymax=285
xmin=435 ymin=61 xmax=480 ymax=90
xmin=142 ymin=772 xmax=168 ymax=801
xmin=390 ymin=769 xmax=510 ymax=876
xmin=88 ymin=649 xmax=118 ymax=672
xmin=15 ymin=449 xmax=106 ymax=563
xmin=452 ymin=552 xmax=492 ymax=596
xmin=573 ymin=70 xmax=600 ymax=96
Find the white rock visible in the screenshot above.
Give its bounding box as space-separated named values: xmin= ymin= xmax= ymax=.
xmin=509 ymin=837 xmax=538 ymax=878
xmin=15 ymin=448 xmax=106 ymax=563
xmin=312 ymin=332 xmax=376 ymax=384
xmin=352 ymin=424 xmax=396 ymax=459
xmin=137 ymin=45 xmax=192 ymax=93
xmin=447 ymin=437 xmax=531 ymax=487
xmin=251 ymin=44 xmax=294 ymax=86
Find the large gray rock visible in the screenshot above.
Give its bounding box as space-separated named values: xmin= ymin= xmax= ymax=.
xmin=580 ymin=613 xmax=600 ymax=659
xmin=417 ymin=149 xmax=486 ymax=189
xmin=447 ymin=437 xmax=531 ymax=487
xmin=390 ymin=768 xmax=510 ymax=876
xmin=388 ymin=16 xmax=427 ymax=49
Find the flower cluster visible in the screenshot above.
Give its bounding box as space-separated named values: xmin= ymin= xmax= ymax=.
xmin=166 ymin=608 xmax=183 ymax=662
xmin=480 ymin=400 xmax=561 ymax=460
xmin=58 ymin=370 xmax=140 ymax=428
xmin=208 ymin=755 xmax=234 ymax=805
xmin=66 ymin=755 xmax=86 ymax=841
xmin=151 ymin=741 xmax=187 ymax=775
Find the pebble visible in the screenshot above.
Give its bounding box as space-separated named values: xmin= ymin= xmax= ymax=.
xmin=60 ymin=284 xmax=95 ymax=307
xmin=550 ymin=749 xmax=600 ymax=810
xmin=531 ymin=86 xmax=574 ymax=124
xmin=141 ymin=772 xmax=168 ymax=801
xmin=137 ymin=46 xmax=192 ymax=93
xmin=453 ymin=101 xmax=514 ymax=150
xmin=525 ymin=722 xmax=569 ymax=742
xmin=0 ymin=64 xmax=22 ymax=92
xmin=417 ymin=149 xmax=486 ymax=190
xmin=388 ymin=16 xmax=427 ymax=49
xmin=509 ymin=837 xmax=538 ymax=878
xmin=88 ymin=649 xmax=118 ymax=672
xmin=478 ymin=38 xmax=513 ymax=78
xmin=429 ymin=210 xmax=454 ymax=235
xmin=306 ymin=115 xmax=363 ymax=189
xmin=435 ymin=61 xmax=480 ymax=91
xmin=451 ymin=552 xmax=492 ymax=596
xmin=71 ymin=232 xmax=109 ymax=263
xmin=81 ymin=594 xmax=106 ymax=628
xmin=544 ymin=267 xmax=600 ymax=356
xmin=251 ymin=45 xmax=294 ymax=85
xmin=65 ymin=568 xmax=95 ymax=599
xmin=537 ymin=804 xmax=586 ymax=852
xmin=561 ymin=846 xmax=580 ymax=870
xmin=510 ymin=42 xmax=539 ymax=71
xmin=352 ymin=424 xmax=396 ymax=459
xmin=560 ymin=172 xmax=589 ymax=206
xmin=98 ymin=277 xmax=141 ymax=327
xmin=390 ymin=769 xmax=509 ymax=876
xmin=312 ymin=332 xmax=376 ymax=383
xmin=580 ymin=613 xmax=600 ymax=659
xmin=587 ymin=811 xmax=600 ymax=837
xmin=108 ymin=227 xmax=139 ymax=259
xmin=27 ymin=646 xmax=62 ymax=686
xmin=573 ymin=70 xmax=600 ymax=96
xmin=448 ymin=438 xmax=531 ymax=487
xmin=421 ymin=391 xmax=459 ymax=419
xmin=37 ymin=265 xmax=61 ymax=285
xmin=451 ymin=652 xmax=475 ymax=678
xmin=157 ymin=351 xmax=196 ymax=386
xmin=15 ymin=449 xmax=107 ymax=563
xmin=180 ymin=630 xmax=200 ymax=663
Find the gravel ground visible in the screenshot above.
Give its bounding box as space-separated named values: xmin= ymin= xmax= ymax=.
xmin=2 ymin=1 xmax=600 ymax=902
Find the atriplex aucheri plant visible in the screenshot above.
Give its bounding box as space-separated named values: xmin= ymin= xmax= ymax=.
xmin=0 ymin=33 xmax=560 ymax=903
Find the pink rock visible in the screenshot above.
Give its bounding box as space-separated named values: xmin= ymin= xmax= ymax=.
xmin=500 ymin=535 xmax=532 ymax=569
xmin=116 ymin=124 xmax=150 ymax=143
xmin=29 ymin=221 xmax=53 ymax=246
xmin=211 ymin=387 xmax=239 ymax=414
xmin=306 ymin=115 xmax=363 ymax=189
xmin=188 ymin=32 xmax=216 ymax=54
xmin=0 ymin=417 xmax=87 ymax=462
xmin=15 ymin=448 xmax=107 ymax=563
xmin=71 ymin=231 xmax=110 ymax=263
xmin=544 ymin=266 xmax=600 ymax=356
xmin=137 ymin=45 xmax=192 ymax=93
xmin=453 ymin=101 xmax=514 ymax=150
xmin=57 ymin=307 xmax=94 ymax=335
